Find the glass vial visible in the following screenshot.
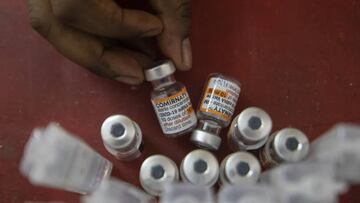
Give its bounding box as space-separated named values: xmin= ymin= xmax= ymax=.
xmin=191 ymin=73 xmax=241 ymax=150
xmin=20 ymin=123 xmax=113 ymax=194
xmin=145 ymin=60 xmax=197 ymax=137
xmin=259 ymin=128 xmax=309 ymax=169
xmin=139 ymin=155 xmax=179 ymax=196
xmin=227 ymin=107 xmax=272 ymax=151
xmin=101 ymin=115 xmax=143 ymax=161
xmin=219 ymin=152 xmax=261 ymax=186
xmin=180 ymin=149 xmax=219 ymax=187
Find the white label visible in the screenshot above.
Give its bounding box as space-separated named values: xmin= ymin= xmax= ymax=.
xmin=152 ymin=87 xmax=197 ymax=135
xmin=200 ymin=77 xmax=241 ymax=122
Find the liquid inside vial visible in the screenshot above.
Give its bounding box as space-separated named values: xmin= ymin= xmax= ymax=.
xmin=191 ymin=74 xmax=241 ymax=150
xmin=146 ymin=61 xmax=197 ymax=137
xmin=197 ymin=73 xmax=241 ymax=127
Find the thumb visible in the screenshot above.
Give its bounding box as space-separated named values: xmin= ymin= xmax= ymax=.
xmin=150 ymin=0 xmax=192 ymax=71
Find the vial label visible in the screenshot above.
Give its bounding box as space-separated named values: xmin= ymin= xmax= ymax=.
xmin=200 ymin=77 xmax=240 ymax=122
xmin=152 ymin=87 xmax=197 ymax=134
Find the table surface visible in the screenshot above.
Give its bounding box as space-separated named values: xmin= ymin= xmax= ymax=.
xmin=1 ymin=0 xmax=360 ymax=202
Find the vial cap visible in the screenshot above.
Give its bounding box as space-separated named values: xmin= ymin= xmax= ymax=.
xmin=237 ymin=107 xmax=272 ymax=143
xmin=145 ymin=60 xmax=176 ymax=81
xmin=190 ymin=129 xmax=222 ymax=151
xmin=180 ymin=149 xmax=219 ymax=187
xmin=220 ymin=152 xmax=261 ymax=185
xmin=101 ymin=115 xmax=137 ymax=150
xmin=139 ymin=155 xmax=179 ymax=196
xmin=273 ymin=128 xmax=310 ymax=162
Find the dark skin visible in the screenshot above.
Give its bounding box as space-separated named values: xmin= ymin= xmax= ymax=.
xmin=27 ymin=0 xmax=191 ymax=85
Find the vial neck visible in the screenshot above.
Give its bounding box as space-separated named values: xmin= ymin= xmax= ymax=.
xmin=151 ymin=75 xmax=176 ymax=89
xmin=198 ymin=120 xmax=222 ymax=136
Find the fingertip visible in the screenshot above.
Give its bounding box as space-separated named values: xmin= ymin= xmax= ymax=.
xmin=180 ymin=38 xmax=192 ymax=70
xmin=115 ymin=76 xmax=144 ymax=85
xmin=157 ymin=36 xmax=192 ymax=71
xmin=172 ymin=38 xmax=192 ymax=71
xmin=122 ymin=9 xmax=163 ymax=38
xmin=174 ymin=61 xmax=192 ymax=71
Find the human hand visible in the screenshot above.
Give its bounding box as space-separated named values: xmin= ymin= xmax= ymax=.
xmin=27 ymin=0 xmax=191 ymax=85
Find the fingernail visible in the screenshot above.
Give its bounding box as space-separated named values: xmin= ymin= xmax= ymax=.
xmin=140 ymin=27 xmax=162 ymax=37
xmin=115 ymin=76 xmax=143 ymax=85
xmin=182 ymin=38 xmax=192 ymax=70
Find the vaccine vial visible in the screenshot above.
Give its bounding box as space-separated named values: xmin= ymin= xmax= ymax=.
xmin=180 ymin=149 xmax=219 ymax=187
xmin=227 ymin=107 xmax=272 ymax=151
xmin=101 ymin=115 xmax=143 ymax=161
xmin=191 ymin=74 xmax=241 ymax=150
xmin=82 ymin=178 xmax=155 ymax=203
xmin=145 ymin=60 xmax=197 ymax=137
xmin=259 ymin=128 xmax=309 ymax=169
xmin=160 ymin=183 xmax=215 ymax=203
xmin=219 ymin=152 xmax=261 ymax=186
xmin=139 ymin=155 xmax=179 ymax=196
xmin=20 ymin=123 xmax=112 ymax=194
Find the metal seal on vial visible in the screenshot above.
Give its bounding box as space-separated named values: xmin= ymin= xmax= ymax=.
xmin=145 ymin=60 xmax=176 ymax=81
xmin=191 ymin=120 xmax=222 ymax=150
xmin=219 ymin=152 xmax=261 ymax=186
xmin=228 ymin=107 xmax=272 ymax=151
xmin=180 ymin=149 xmax=219 ymax=187
xmin=140 ymin=155 xmax=179 ymax=196
xmin=260 ymin=128 xmax=309 ymax=169
xmin=101 ymin=115 xmax=143 ymax=161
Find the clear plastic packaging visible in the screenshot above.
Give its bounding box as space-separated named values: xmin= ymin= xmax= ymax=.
xmin=20 ymin=123 xmax=112 ymax=194
xmin=82 ymin=178 xmax=155 ymax=203
xmin=160 ymin=183 xmax=215 ymax=203
xmin=260 ymin=162 xmax=347 ymax=203
xmin=308 ymin=123 xmax=360 ymax=184
xmin=218 ymin=184 xmax=278 ymax=203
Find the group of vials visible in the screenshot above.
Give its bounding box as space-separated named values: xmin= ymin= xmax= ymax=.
xmin=133 ymin=60 xmax=310 ymax=195
xmin=19 ymin=60 xmax=360 ymax=203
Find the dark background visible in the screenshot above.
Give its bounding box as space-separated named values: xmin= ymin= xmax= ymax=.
xmin=0 ymin=0 xmax=360 ymax=202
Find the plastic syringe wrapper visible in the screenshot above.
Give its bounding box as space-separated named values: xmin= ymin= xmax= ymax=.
xmin=261 ymin=162 xmax=347 ymax=203
xmin=82 ymin=178 xmax=154 ymax=203
xmin=20 ymin=123 xmax=112 ymax=194
xmin=218 ymin=184 xmax=278 ymax=203
xmin=160 ymin=183 xmax=215 ymax=203
xmin=308 ymin=123 xmax=360 ymax=184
